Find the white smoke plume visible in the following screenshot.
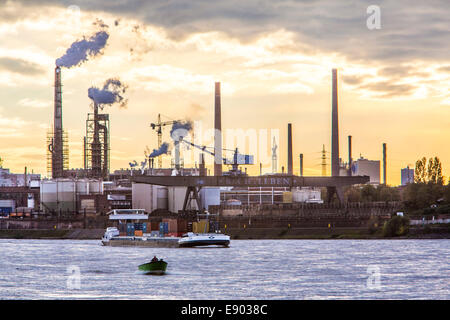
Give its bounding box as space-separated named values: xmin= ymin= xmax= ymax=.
xmin=88 ymin=78 xmax=128 ymax=109
xmin=56 ymin=29 xmax=109 ymax=68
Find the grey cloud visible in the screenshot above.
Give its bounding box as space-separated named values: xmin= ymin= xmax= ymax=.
xmin=438 ymin=66 xmax=450 ymax=73
xmin=342 ymin=75 xmax=366 ymax=85
xmin=359 ymin=81 xmax=417 ymax=98
xmin=0 ymin=57 xmax=44 ymax=75
xmin=6 ymin=0 xmax=450 ymax=63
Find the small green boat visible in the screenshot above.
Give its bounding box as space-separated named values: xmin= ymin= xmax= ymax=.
xmin=138 ymin=259 xmax=168 ymax=275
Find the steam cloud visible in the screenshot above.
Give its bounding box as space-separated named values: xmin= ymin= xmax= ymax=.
xmin=129 ymin=160 xmax=138 ymax=167
xmin=56 ymin=31 xmax=109 ymax=68
xmin=149 ymin=142 xmax=169 ymax=158
xmin=88 ymin=78 xmax=128 ymax=108
xmin=170 ymin=120 xmax=193 ymax=141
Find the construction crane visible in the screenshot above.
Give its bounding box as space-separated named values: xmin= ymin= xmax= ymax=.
xmin=181 ymin=139 xmax=254 ymax=176
xmin=150 ymin=114 xmax=181 ymax=168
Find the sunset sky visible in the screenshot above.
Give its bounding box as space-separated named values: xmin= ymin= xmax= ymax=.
xmin=0 ymin=0 xmax=449 ymax=185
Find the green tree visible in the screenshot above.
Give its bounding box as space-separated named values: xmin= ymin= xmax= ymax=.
xmin=430 ymin=157 xmax=444 ymax=185
xmin=344 ymin=186 xmax=361 ymax=202
xmin=378 ymin=185 xmax=400 ymax=202
xmin=415 ymin=157 xmax=427 ymax=183
xmin=383 ymin=215 xmax=410 ymax=237
xmin=361 ymin=184 xmax=377 ymax=202
xmin=444 ymin=183 xmax=450 ymax=203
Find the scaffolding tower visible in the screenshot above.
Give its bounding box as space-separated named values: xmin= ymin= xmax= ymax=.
xmin=84 ymin=103 xmax=110 ymax=179
xmin=46 ymin=128 xmax=69 ymax=178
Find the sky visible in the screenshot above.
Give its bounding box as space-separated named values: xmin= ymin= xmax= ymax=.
xmin=0 ymin=0 xmax=449 ymax=185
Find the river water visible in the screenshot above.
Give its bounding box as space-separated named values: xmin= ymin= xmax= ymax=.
xmin=0 ymin=239 xmax=448 ymax=299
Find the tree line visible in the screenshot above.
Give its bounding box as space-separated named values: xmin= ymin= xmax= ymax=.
xmin=340 ymin=156 xmax=450 ymax=213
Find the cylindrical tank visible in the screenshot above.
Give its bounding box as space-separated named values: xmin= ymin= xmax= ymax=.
xmin=168 ymin=186 xmax=198 ymax=213
xmin=200 ymin=187 xmax=220 ymax=211
xmin=76 ymin=179 xmax=89 ymax=195
xmin=27 ymin=194 xmax=35 ymax=209
xmin=87 ymin=179 xmax=103 ymax=194
xmin=40 ymin=179 xmax=76 ymax=212
xmin=156 ymin=186 xmax=168 ymax=210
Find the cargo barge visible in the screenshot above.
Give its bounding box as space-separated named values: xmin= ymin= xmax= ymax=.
xmin=102 ymin=234 xmax=181 ymax=247
xmin=101 ymin=209 xmax=182 ymax=247
xmin=101 ymin=209 xmax=231 ymax=248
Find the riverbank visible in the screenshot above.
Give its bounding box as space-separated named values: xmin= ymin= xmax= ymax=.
xmin=0 ymin=225 xmax=449 ymax=240
xmin=0 ymin=229 xmax=104 ymax=240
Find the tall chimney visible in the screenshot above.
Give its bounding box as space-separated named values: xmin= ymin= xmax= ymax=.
xmin=348 ymin=135 xmax=352 ymax=176
xmin=383 ymin=143 xmax=387 ymax=185
xmin=331 ymin=69 xmax=339 ymax=177
xmin=175 ymin=138 xmax=181 ymax=171
xmin=199 ymin=153 xmax=206 ymax=176
xmin=214 ymin=82 xmax=222 ymax=176
xmin=299 ymin=153 xmax=303 ymax=176
xmin=287 ymin=123 xmax=293 ymax=175
xmin=52 ymin=66 xmax=64 ymax=178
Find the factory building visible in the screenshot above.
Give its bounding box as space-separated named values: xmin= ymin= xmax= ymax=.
xmin=132 ymin=183 xmax=220 ymax=214
xmin=351 ymin=157 xmax=380 ymax=184
xmin=401 ymin=166 xmax=414 ymax=185
xmin=218 ymin=186 xmax=322 ymax=206
xmin=40 ymin=179 xmax=103 ymax=212
xmin=0 ymin=167 xmax=40 ymax=187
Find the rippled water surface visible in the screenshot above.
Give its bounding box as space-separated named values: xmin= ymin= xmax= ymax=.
xmin=0 ymin=239 xmax=448 ymax=299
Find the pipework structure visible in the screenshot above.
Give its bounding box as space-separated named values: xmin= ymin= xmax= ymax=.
xmin=46 ymin=128 xmax=69 ymax=178
xmin=84 ymin=102 xmax=110 ymax=179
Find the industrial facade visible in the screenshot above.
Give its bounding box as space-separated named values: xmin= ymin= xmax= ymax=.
xmin=401 ymin=166 xmax=414 ymax=185
xmin=351 ymin=157 xmax=380 ymax=184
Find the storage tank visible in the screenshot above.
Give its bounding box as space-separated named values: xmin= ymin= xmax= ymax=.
xmin=40 ymin=179 xmax=77 ymax=212
xmin=200 ymin=187 xmax=220 ymax=211
xmin=168 ymin=186 xmax=198 ymax=213
xmin=76 ymin=179 xmax=89 ymax=195
xmin=132 ymin=183 xmax=163 ymax=213
xmin=87 ymin=179 xmax=103 ymax=194
xmin=27 ymin=194 xmax=35 ymax=209
xmin=156 ymin=186 xmax=168 ymax=210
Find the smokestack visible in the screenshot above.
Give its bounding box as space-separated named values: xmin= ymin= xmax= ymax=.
xmin=52 ymin=66 xmax=64 ymax=178
xmin=199 ymin=153 xmax=206 ymax=176
xmin=331 ymin=69 xmax=339 ymax=177
xmin=299 ymin=154 xmax=303 ymax=176
xmin=214 ymin=82 xmax=222 ymax=176
xmin=175 ymin=138 xmax=181 ymax=171
xmin=287 ymin=123 xmax=293 ymax=175
xmin=383 ymin=143 xmax=387 ymax=185
xmin=348 ymin=135 xmax=352 ymax=176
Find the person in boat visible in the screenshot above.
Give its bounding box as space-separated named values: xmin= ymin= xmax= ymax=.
xmin=151 ymin=256 xmax=158 ymax=262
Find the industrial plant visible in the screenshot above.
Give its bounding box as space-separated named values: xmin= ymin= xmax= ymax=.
xmin=0 ymin=26 xmax=403 ymax=238
xmin=0 ymin=62 xmax=403 ymax=238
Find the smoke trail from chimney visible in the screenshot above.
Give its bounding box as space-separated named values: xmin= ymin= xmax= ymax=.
xmin=149 ymin=142 xmax=169 ymax=158
xmin=170 ymin=120 xmax=193 ymax=141
xmin=56 ymin=30 xmax=109 ymax=68
xmin=88 ymin=78 xmax=128 ymax=109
